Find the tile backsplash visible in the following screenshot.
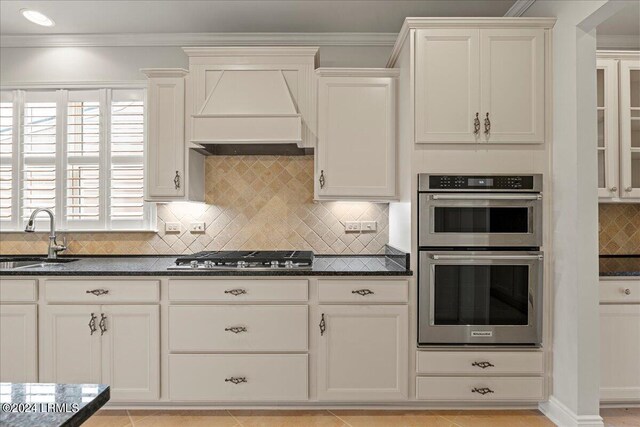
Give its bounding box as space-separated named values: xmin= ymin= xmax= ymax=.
xmin=0 ymin=156 xmax=389 ymax=255
xmin=599 ymin=203 xmax=640 ymax=255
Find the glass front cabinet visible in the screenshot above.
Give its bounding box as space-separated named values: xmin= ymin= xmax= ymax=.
xmin=597 ymin=52 xmax=640 ymax=201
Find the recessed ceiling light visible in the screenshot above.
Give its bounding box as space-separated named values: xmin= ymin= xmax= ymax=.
xmin=20 ymin=9 xmax=55 ymax=27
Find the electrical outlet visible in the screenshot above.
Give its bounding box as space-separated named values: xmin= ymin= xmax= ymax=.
xmin=361 ymin=221 xmax=377 ymax=232
xmin=189 ymin=222 xmax=206 ymax=233
xmin=345 ymin=221 xmax=361 ymax=232
xmin=165 ymin=222 xmax=181 ymax=233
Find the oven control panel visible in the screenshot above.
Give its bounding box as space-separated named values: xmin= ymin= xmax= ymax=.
xmin=421 ymin=175 xmax=540 ymax=192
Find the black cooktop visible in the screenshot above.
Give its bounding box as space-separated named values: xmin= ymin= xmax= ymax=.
xmin=175 ymin=250 xmax=314 ymax=264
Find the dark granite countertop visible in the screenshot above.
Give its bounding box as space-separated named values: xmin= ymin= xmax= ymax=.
xmin=0 ymin=383 xmax=109 ymax=427
xmin=599 ymin=255 xmax=640 ymax=277
xmin=0 ymin=252 xmax=412 ymax=277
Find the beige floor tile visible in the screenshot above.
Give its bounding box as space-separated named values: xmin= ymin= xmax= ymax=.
xmin=601 ymin=408 xmax=640 ymax=427
xmin=437 ymin=410 xmax=555 ymax=427
xmin=133 ymin=410 xmax=238 ymax=427
xmin=230 ymin=410 xmax=347 ymax=427
xmin=83 ymin=409 xmax=132 ymax=427
xmin=126 ymin=409 xmax=161 ymax=423
xmin=331 ymin=410 xmax=458 ymax=427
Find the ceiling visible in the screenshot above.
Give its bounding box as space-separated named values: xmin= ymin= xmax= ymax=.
xmin=597 ymin=0 xmax=640 ymax=36
xmin=0 ymin=0 xmax=517 ymax=35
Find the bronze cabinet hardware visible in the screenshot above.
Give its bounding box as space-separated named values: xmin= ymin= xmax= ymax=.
xmin=472 ymin=387 xmax=494 ymax=395
xmin=88 ymin=313 xmax=97 ymax=335
xmin=319 ymin=170 xmax=326 ymax=189
xmin=319 ymin=313 xmax=326 ymax=336
xmin=224 ymin=326 xmax=248 ymax=334
xmin=99 ymin=313 xmax=107 ymax=336
xmin=86 ymin=289 xmax=109 ymax=296
xmin=225 ymin=377 xmax=247 ymax=385
xmin=352 ymin=289 xmax=374 ymax=296
xmin=471 ymin=361 xmax=495 ymax=369
xmin=474 ymin=112 xmax=480 ymax=135
xmin=174 ymin=171 xmax=181 ymax=189
xmin=224 ymin=289 xmax=247 ymax=296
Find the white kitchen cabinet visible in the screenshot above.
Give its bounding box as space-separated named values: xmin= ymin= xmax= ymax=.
xmin=0 ymin=305 xmax=37 ymax=382
xmin=600 ymin=304 xmax=640 ymax=402
xmin=41 ymin=304 xmax=159 ymax=401
xmin=414 ymin=27 xmax=545 ymax=144
xmin=316 ymin=69 xmax=397 ymax=199
xmin=597 ymin=58 xmax=620 ymax=198
xmin=315 ymin=305 xmax=408 ymax=401
xmin=620 ymin=59 xmax=640 ymax=199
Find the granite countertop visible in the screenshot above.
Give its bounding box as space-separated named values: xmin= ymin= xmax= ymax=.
xmin=0 ymin=252 xmax=412 ymax=277
xmin=0 ymin=383 xmax=109 ymax=427
xmin=599 ymin=255 xmax=640 ymax=277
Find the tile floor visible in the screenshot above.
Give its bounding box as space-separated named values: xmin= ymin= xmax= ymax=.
xmin=82 ymin=408 xmax=640 ymax=427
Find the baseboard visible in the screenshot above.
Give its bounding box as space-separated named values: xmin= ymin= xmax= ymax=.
xmin=539 ymin=396 xmax=604 ymax=427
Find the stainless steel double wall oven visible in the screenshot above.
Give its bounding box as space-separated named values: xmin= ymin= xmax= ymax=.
xmin=418 ymin=174 xmax=543 ymax=346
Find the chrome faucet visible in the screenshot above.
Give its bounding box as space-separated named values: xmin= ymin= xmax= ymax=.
xmin=24 ymin=208 xmax=67 ymax=259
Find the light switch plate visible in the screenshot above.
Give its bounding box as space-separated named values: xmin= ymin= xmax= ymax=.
xmin=361 ymin=221 xmax=377 ymax=232
xmin=165 ymin=222 xmax=181 ymax=233
xmin=345 ymin=221 xmax=361 ymax=232
xmin=190 ymin=222 xmax=206 ymax=233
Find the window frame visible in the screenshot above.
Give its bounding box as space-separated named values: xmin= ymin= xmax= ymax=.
xmin=0 ymin=85 xmax=156 ymax=233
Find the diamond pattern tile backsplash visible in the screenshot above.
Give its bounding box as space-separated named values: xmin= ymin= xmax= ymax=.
xmin=599 ymin=203 xmax=640 ymax=255
xmin=0 ymin=156 xmax=389 ymax=255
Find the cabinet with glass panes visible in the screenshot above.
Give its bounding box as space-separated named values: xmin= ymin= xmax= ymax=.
xmin=597 ymin=51 xmax=640 ymax=201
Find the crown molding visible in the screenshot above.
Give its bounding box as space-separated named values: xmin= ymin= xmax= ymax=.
xmin=140 ymin=68 xmax=189 ymax=78
xmin=597 ymin=49 xmax=640 ymax=59
xmin=315 ymin=67 xmax=400 ymax=78
xmin=0 ymin=80 xmax=146 ymax=90
xmin=182 ymin=46 xmax=320 ymax=57
xmin=504 ymin=0 xmax=537 ymax=17
xmin=0 ymin=32 xmax=398 ymax=48
xmin=597 ymin=35 xmax=640 ymax=50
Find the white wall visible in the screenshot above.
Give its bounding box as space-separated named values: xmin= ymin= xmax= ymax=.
xmin=0 ymin=45 xmax=392 ymax=84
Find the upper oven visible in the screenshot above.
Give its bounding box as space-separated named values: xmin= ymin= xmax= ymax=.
xmin=418 ymin=174 xmax=543 ymax=248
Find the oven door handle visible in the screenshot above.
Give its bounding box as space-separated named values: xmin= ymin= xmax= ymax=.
xmin=429 ymin=194 xmax=542 ymax=201
xmin=430 ymin=254 xmax=543 ymax=261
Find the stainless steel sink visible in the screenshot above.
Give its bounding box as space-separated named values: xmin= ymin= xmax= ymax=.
xmin=0 ymin=258 xmax=79 ymax=270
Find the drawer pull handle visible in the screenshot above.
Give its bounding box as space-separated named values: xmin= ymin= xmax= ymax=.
xmin=473 ymin=112 xmax=480 ymax=135
xmin=624 ymin=288 xmax=631 ymax=295
xmin=88 ymin=313 xmax=97 ymax=335
xmin=472 ymin=387 xmax=494 ymax=395
xmin=352 ymin=289 xmax=374 ymax=296
xmin=99 ymin=313 xmax=107 ymax=336
xmin=224 ymin=288 xmax=247 ymax=296
xmin=484 ymin=112 xmax=491 ymax=135
xmin=319 ymin=313 xmax=326 ymax=336
xmin=86 ymin=289 xmax=109 ymax=296
xmin=225 ymin=377 xmax=247 ymax=385
xmin=471 ymin=361 xmax=495 ymax=369
xmin=225 ymin=326 xmax=247 ymax=334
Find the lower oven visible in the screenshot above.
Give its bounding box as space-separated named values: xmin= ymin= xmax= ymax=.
xmin=418 ymin=250 xmax=543 ymax=346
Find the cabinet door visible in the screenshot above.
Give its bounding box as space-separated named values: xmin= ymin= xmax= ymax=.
xmin=0 ymin=305 xmax=37 ymax=382
xmin=101 ymin=305 xmax=159 ymax=401
xmin=41 ymin=305 xmax=101 ymax=384
xmin=145 ymin=73 xmax=186 ymax=200
xmin=620 ymin=59 xmax=640 ymax=199
xmin=317 ymin=75 xmax=396 ymax=198
xmin=600 ymin=304 xmax=640 ymax=402
xmin=316 ymin=305 xmax=408 ymax=401
xmin=415 ymin=29 xmax=481 ymax=143
xmin=596 ymin=59 xmax=620 ymax=198
xmin=480 ymin=29 xmax=545 ymax=144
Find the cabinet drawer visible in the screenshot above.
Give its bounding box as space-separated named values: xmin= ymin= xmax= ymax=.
xmin=600 ymin=280 xmax=640 ymax=303
xmin=44 ymin=280 xmax=159 ymax=303
xmin=318 ymin=280 xmax=408 ymax=303
xmin=169 ymin=305 xmax=308 ymax=352
xmin=169 ymin=354 xmax=308 ymax=401
xmin=416 ymin=376 xmax=544 ymax=401
xmin=416 ymin=351 xmax=544 ymax=375
xmin=0 ymin=280 xmax=37 ymax=302
xmin=168 ymin=279 xmax=308 ymax=302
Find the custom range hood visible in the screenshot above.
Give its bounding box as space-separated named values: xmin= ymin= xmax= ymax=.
xmin=185 ymin=47 xmax=319 ymax=154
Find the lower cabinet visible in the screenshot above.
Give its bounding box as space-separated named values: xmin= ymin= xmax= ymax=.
xmin=600 ymin=304 xmax=640 ymax=402
xmin=41 ymin=305 xmax=159 ymax=401
xmin=416 ymin=376 xmax=544 ymax=401
xmin=0 ymin=304 xmax=37 ymax=382
xmin=315 ymin=305 xmax=408 ymax=401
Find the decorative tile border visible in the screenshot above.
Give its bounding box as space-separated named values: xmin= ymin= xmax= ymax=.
xmin=599 ymin=203 xmax=640 ymax=255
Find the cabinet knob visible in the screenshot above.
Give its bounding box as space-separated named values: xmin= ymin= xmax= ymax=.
xmin=624 ymin=288 xmax=631 ymax=295
xmin=610 ymin=187 xmax=617 ymax=192
xmin=174 ymin=171 xmax=181 ymax=189
xmin=625 ymin=186 xmax=633 ymax=192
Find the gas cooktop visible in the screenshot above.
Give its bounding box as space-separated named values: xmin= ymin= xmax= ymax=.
xmin=169 ymin=250 xmax=314 ymax=270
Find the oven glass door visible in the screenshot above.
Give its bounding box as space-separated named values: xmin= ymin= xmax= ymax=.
xmin=418 ymin=193 xmax=542 ymax=247
xmin=418 ymin=251 xmax=543 ymax=345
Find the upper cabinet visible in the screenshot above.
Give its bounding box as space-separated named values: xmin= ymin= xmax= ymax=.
xmin=415 ymin=27 xmax=545 ymax=144
xmin=183 ymin=47 xmax=319 ymax=148
xmin=597 ymin=51 xmax=640 ymax=201
xmin=316 ymin=69 xmax=398 ymax=200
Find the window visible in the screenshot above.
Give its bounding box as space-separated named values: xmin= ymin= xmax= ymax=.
xmin=0 ymin=88 xmax=154 ymax=231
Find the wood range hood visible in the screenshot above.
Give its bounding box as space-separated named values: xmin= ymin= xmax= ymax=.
xmin=185 ymin=47 xmax=319 ymax=153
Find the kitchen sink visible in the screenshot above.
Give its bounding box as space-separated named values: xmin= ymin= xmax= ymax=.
xmin=0 ymin=257 xmax=79 ymax=270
